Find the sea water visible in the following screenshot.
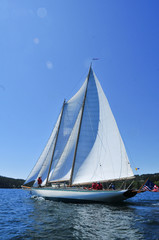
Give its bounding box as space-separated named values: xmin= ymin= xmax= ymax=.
xmin=0 ymin=189 xmax=159 ymax=240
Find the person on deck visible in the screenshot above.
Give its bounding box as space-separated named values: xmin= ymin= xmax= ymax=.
xmin=38 ymin=177 xmax=42 ymax=187
xmin=96 ymin=182 xmax=103 ymax=190
xmin=92 ymin=182 xmax=97 ymax=190
xmin=109 ymin=183 xmax=115 ymax=190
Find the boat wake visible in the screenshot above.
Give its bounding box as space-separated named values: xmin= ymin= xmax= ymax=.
xmin=31 ymin=195 xmax=45 ymax=201
xmin=152 ymin=202 xmax=159 ymax=206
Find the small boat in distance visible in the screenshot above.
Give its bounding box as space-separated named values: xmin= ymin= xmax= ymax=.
xmin=23 ymin=65 xmax=138 ymax=203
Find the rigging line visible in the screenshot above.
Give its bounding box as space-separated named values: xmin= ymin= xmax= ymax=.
xmin=24 ymin=133 xmax=57 ymax=184
xmin=96 ymin=119 xmax=116 ymax=178
xmin=89 ymin=140 xmax=103 ymax=182
xmin=65 ymin=69 xmax=88 ymax=102
xmin=40 ymin=135 xmax=57 ymax=167
xmin=119 ymin=130 xmax=136 ymax=173
xmin=91 ymin=131 xmax=108 ymax=181
xmin=37 ymin=137 xmax=56 ymax=179
xmin=118 ymin=131 xmax=123 ymax=179
xmin=35 ymin=108 xmax=67 ymax=181
xmin=45 ymin=100 xmax=66 ymax=186
xmin=24 ymin=105 xmax=63 ymax=184
xmin=126 ymin=142 xmax=137 ymax=172
xmin=118 ymin=131 xmax=131 ymax=179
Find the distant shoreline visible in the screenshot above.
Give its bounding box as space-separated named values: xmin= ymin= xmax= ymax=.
xmin=0 ymin=173 xmax=159 ymax=189
xmin=0 ymin=175 xmax=25 ymax=188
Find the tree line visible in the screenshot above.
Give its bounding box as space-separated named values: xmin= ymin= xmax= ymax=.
xmin=0 ymin=176 xmax=25 ymax=188
xmin=0 ymin=173 xmax=159 ymax=189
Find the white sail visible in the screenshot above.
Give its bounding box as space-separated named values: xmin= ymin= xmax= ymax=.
xmin=25 ymin=66 xmax=134 ymax=186
xmin=72 ymin=68 xmax=134 ymax=185
xmin=48 ymin=80 xmax=87 ymax=182
xmin=24 ymin=113 xmax=61 ymax=186
xmin=49 ymin=108 xmax=82 ymax=182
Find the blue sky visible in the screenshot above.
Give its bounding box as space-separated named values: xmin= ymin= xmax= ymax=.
xmin=0 ymin=0 xmax=159 ymax=179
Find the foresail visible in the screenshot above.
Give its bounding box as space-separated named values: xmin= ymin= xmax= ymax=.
xmin=24 ymin=113 xmax=61 ymax=186
xmin=49 ymin=109 xmax=82 ymax=182
xmin=72 ymin=69 xmax=134 ymax=185
xmin=48 ymin=80 xmax=87 ymax=182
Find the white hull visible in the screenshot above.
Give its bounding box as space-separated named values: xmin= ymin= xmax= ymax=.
xmin=30 ymin=187 xmax=137 ymax=203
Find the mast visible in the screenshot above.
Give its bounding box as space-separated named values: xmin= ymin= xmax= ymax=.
xmin=69 ymin=66 xmax=92 ymax=186
xmin=45 ymin=99 xmax=66 ymax=186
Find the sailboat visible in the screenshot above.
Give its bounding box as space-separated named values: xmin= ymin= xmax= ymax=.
xmin=23 ymin=66 xmax=138 ymax=203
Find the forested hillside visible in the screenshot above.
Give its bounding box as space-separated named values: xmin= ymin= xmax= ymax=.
xmin=0 ymin=176 xmax=25 ymax=188
xmin=0 ymin=173 xmax=159 ymax=189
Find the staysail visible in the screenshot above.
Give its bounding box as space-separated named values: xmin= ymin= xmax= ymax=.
xmin=25 ymin=66 xmax=134 ymax=186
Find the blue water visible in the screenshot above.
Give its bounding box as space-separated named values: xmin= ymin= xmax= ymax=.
xmin=0 ymin=189 xmax=159 ymax=240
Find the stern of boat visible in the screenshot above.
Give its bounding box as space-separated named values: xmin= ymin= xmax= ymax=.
xmin=123 ymin=189 xmax=138 ymax=199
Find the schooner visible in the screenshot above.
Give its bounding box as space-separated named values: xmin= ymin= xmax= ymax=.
xmin=23 ymin=66 xmax=137 ymax=203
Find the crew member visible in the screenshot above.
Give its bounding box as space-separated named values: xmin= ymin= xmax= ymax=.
xmin=109 ymin=183 xmax=115 ymax=190
xmin=92 ymin=182 xmax=97 ymax=190
xmin=96 ymin=182 xmax=103 ymax=190
xmin=38 ymin=177 xmax=42 ymax=187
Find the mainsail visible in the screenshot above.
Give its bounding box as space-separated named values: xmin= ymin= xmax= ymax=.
xmin=24 ymin=66 xmax=134 ymax=187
